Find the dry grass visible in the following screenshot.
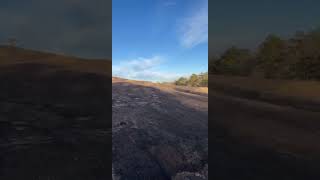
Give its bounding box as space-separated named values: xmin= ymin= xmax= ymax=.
xmin=112 ymin=77 xmax=208 ymax=96
xmin=173 ymin=86 xmax=208 ymax=95
xmin=0 ymin=46 xmax=111 ymax=75
xmin=210 ymin=75 xmax=320 ymax=100
xmin=210 ymin=75 xmax=320 ymax=159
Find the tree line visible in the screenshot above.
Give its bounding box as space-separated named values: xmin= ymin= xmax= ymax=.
xmin=209 ymin=29 xmax=320 ymax=80
xmin=175 ymin=72 xmax=208 ymax=87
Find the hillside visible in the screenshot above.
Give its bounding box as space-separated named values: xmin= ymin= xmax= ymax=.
xmin=0 ymin=46 xmax=111 ymax=75
xmin=112 ymin=78 xmax=208 ymax=179
xmin=0 ymin=47 xmax=112 ymax=179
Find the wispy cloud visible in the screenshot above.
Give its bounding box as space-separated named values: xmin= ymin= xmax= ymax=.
xmin=112 ymin=56 xmax=183 ymax=82
xmin=179 ymin=0 xmax=208 ymax=48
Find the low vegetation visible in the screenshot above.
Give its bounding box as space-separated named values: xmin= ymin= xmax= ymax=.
xmin=175 ymin=72 xmax=208 ymax=87
xmin=209 ymin=28 xmax=320 ymax=80
xmin=0 ymin=46 xmax=111 ymax=75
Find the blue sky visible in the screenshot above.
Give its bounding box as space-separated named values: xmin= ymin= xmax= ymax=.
xmin=112 ymin=0 xmax=208 ymax=82
xmin=209 ymin=0 xmax=320 ymax=57
xmin=3 ymin=0 xmax=318 ymax=81
xmin=0 ymin=0 xmax=111 ymax=59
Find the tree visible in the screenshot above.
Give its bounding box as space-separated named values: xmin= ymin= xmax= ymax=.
xmin=210 ymin=47 xmax=254 ymax=76
xmin=209 ymin=57 xmax=221 ymax=74
xmin=175 ymin=73 xmax=208 ymax=87
xmin=175 ymin=77 xmax=188 ymax=86
xmin=257 ymin=34 xmax=286 ymax=78
xmin=199 ymin=72 xmax=208 ymax=87
xmin=208 ymin=29 xmax=320 ymax=80
xmin=188 ymin=74 xmax=198 ymax=86
xmin=290 ymin=29 xmax=320 ymax=80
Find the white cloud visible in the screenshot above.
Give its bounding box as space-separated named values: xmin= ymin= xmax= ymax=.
xmin=112 ymin=56 xmax=183 ymax=82
xmin=179 ymin=1 xmax=208 ymax=48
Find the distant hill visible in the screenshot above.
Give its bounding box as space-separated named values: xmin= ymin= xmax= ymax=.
xmin=0 ymin=45 xmax=112 ymax=105
xmin=0 ymin=46 xmax=111 ymax=75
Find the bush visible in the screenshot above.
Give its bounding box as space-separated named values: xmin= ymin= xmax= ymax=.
xmin=175 ymin=77 xmax=188 ymax=86
xmin=175 ymin=73 xmax=208 ymax=87
xmin=209 ymin=28 xmax=320 ymax=80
